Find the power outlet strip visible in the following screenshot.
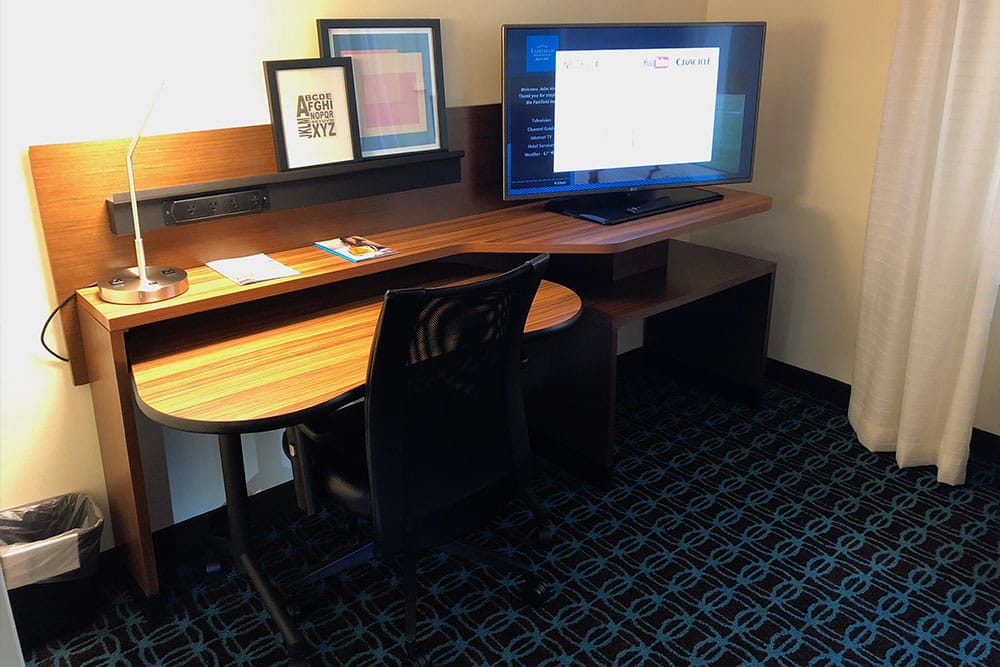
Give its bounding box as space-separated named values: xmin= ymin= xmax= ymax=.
xmin=162 ymin=188 xmax=269 ymax=224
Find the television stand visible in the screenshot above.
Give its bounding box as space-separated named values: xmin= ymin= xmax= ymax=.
xmin=544 ymin=186 xmax=724 ymax=225
xmin=521 ymin=239 xmax=776 ymax=487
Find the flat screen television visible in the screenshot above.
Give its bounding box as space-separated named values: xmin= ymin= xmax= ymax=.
xmin=502 ymin=22 xmax=766 ymax=225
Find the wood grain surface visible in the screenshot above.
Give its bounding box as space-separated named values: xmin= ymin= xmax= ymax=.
xmin=129 ymin=274 xmax=581 ymax=431
xmin=29 ymin=104 xmax=770 ymax=384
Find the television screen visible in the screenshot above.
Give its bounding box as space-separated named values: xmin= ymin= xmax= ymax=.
xmin=502 ymin=22 xmax=766 ymax=224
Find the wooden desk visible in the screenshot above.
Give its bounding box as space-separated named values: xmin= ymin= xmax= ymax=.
xmin=72 ymin=197 xmax=772 ymax=598
xmin=29 ymin=108 xmax=773 ymax=600
xmin=125 ymin=263 xmax=580 ymax=656
xmin=129 ymin=268 xmax=581 ymax=431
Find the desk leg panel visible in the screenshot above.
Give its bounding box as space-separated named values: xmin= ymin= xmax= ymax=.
xmin=522 ymin=311 xmax=616 ymax=486
xmin=79 ymin=309 xmax=159 ymax=596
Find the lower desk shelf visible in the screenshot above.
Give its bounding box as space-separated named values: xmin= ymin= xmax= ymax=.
xmin=522 ymin=240 xmax=776 ymax=486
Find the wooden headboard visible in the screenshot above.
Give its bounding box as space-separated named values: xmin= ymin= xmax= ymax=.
xmin=29 ymin=105 xmax=511 ymax=384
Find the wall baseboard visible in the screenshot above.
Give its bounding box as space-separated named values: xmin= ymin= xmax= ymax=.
xmin=763 ymin=358 xmax=997 ymax=463
xmin=765 ymin=358 xmax=851 ymax=407
xmin=969 ymin=428 xmax=999 ymax=463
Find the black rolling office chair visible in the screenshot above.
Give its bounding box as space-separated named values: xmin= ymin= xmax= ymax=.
xmin=283 ymin=254 xmax=554 ymax=666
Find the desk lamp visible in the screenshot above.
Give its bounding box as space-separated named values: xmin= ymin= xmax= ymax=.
xmin=99 ymin=83 xmax=189 ymax=304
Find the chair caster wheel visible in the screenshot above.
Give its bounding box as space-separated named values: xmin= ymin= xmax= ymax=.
xmin=405 ymin=641 xmax=433 ymax=667
xmin=519 ymin=578 xmax=549 ymax=607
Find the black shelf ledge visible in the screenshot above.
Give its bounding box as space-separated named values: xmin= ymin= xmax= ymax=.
xmin=106 ymin=149 xmax=464 ymax=235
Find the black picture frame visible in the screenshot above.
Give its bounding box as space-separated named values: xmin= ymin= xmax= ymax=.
xmin=317 ymin=18 xmax=448 ymax=158
xmin=263 ymin=57 xmax=362 ymax=171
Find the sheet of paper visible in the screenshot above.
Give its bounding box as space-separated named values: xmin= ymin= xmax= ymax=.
xmin=206 ymin=253 xmax=299 ymax=286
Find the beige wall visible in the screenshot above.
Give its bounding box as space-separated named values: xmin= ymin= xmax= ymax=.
xmin=0 ymin=0 xmax=706 ymax=542
xmin=695 ymin=0 xmax=900 ymax=381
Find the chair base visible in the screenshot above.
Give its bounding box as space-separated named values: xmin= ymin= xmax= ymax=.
xmin=292 ymin=532 xmax=548 ymax=665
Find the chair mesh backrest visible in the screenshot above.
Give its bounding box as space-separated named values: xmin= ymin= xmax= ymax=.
xmin=365 ymin=255 xmax=548 ymax=554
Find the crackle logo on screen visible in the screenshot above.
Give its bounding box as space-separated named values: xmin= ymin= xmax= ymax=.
xmin=643 ymin=54 xmax=714 ymax=69
xmin=296 ymin=92 xmax=337 ymax=139
xmin=674 ymin=55 xmax=713 ymax=66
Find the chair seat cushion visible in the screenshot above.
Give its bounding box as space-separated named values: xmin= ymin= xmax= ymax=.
xmin=323 ymin=471 xmax=371 ymax=517
xmin=303 ymin=399 xmax=372 ymax=517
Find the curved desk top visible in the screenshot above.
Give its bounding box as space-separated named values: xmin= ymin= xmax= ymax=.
xmin=129 ymin=265 xmax=581 ymax=434
xmin=76 ymin=188 xmax=770 ymax=335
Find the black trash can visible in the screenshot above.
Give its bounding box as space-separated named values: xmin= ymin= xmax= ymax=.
xmin=0 ymin=492 xmax=104 ymax=649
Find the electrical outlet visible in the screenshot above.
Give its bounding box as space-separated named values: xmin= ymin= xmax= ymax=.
xmin=162 ymin=188 xmax=270 ymax=224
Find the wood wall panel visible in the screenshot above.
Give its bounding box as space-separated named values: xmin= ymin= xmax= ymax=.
xmin=29 ymin=105 xmax=509 ymax=384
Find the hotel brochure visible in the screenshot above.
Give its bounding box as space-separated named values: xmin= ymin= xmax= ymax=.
xmin=314 ymin=236 xmax=398 ymax=262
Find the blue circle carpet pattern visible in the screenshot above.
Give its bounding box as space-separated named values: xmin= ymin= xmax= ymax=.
xmin=23 ymin=365 xmax=999 ymax=666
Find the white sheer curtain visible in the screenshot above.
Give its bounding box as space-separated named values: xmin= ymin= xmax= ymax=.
xmin=849 ymin=0 xmax=1000 ymax=485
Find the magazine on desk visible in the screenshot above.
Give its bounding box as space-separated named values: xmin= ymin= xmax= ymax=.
xmin=315 ymin=235 xmax=398 ymax=262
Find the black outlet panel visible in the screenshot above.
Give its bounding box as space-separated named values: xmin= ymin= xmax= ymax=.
xmin=106 ymin=149 xmax=463 ymax=234
xmin=162 ymin=188 xmax=269 ymax=224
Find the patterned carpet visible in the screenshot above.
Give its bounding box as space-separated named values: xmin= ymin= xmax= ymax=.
xmin=19 ymin=361 xmax=1000 ymax=666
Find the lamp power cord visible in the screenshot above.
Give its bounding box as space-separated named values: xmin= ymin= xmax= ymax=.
xmin=40 ymin=283 xmax=97 ymax=362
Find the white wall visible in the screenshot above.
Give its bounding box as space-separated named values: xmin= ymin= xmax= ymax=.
xmin=0 ymin=0 xmax=706 ymax=546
